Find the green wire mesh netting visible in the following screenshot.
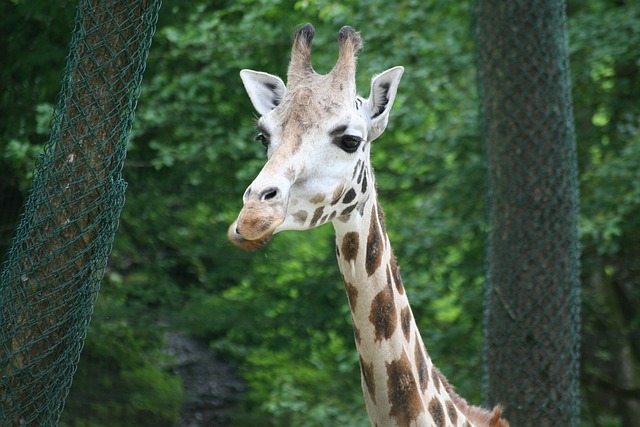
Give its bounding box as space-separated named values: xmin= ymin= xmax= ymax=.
xmin=0 ymin=0 xmax=161 ymax=424
xmin=475 ymin=1 xmax=581 ymax=425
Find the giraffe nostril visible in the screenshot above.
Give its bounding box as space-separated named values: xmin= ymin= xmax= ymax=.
xmin=260 ymin=187 xmax=279 ymax=201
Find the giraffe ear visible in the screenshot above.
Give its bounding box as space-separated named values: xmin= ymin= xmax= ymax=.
xmin=240 ymin=70 xmax=287 ymax=116
xmin=366 ymin=66 xmax=404 ymax=141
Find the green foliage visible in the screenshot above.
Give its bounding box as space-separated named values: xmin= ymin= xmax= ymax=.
xmin=568 ymin=1 xmax=640 ymax=424
xmin=1 ymin=0 xmax=639 ymax=425
xmin=59 ymin=295 xmax=183 ymax=427
xmin=0 ymin=0 xmax=77 ymax=254
xmin=235 ymin=340 xmax=368 ymax=426
xmin=570 ymin=1 xmax=640 ymax=255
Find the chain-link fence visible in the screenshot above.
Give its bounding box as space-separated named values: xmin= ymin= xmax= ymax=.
xmin=474 ymin=1 xmax=581 ymax=425
xmin=0 ymin=0 xmax=161 ymax=424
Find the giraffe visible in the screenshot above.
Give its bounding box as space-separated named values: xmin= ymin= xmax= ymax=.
xmin=228 ymin=24 xmax=509 ymax=427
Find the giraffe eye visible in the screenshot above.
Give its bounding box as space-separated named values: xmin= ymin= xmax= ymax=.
xmin=337 ymin=135 xmax=363 ymax=153
xmin=254 ymin=133 xmax=270 ymax=150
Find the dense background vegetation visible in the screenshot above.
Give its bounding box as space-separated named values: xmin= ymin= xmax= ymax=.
xmin=1 ymin=0 xmax=638 ymax=425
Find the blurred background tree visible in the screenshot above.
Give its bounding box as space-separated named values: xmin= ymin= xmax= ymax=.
xmin=0 ymin=0 xmax=638 ymax=425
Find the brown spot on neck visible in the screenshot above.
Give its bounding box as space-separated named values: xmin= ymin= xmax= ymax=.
xmin=341 ymin=232 xmax=359 ymax=263
xmin=386 ymin=351 xmax=423 ymax=426
xmin=360 ymin=356 xmax=376 ymax=404
xmin=401 ymin=306 xmax=412 ymax=342
xmin=369 ymin=281 xmax=397 ymax=342
xmin=365 ymin=205 xmax=383 ymax=276
xmin=432 ymin=366 xmax=442 ymax=393
xmin=353 ymin=321 xmax=361 ymax=345
xmin=389 ymin=254 xmax=405 ymax=295
xmin=345 ymin=282 xmax=358 ymax=312
xmin=428 ymin=397 xmax=446 ymax=427
xmin=415 ymin=336 xmax=429 ymax=392
xmin=446 ymin=400 xmax=458 ymax=425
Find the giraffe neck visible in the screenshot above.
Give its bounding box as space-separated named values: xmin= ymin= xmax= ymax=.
xmin=332 ymin=187 xmax=473 ymax=427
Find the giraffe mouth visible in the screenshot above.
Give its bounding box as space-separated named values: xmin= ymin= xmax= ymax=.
xmin=228 ymin=224 xmax=273 ymax=251
xmin=227 ymin=201 xmax=285 ymax=251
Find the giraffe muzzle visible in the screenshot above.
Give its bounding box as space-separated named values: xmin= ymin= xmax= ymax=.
xmin=228 ymin=200 xmax=285 ymax=251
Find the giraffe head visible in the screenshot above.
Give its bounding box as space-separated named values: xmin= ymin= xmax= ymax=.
xmin=229 ymin=24 xmax=403 ymax=250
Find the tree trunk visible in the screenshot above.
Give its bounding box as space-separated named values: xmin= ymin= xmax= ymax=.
xmin=475 ymin=1 xmax=581 ymax=425
xmin=0 ymin=1 xmax=159 ymax=425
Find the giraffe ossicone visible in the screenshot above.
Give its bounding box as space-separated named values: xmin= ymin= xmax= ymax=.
xmin=228 ymin=23 xmax=509 ymax=427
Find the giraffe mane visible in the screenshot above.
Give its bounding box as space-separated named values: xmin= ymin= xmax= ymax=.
xmin=434 ymin=367 xmax=510 ymax=427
